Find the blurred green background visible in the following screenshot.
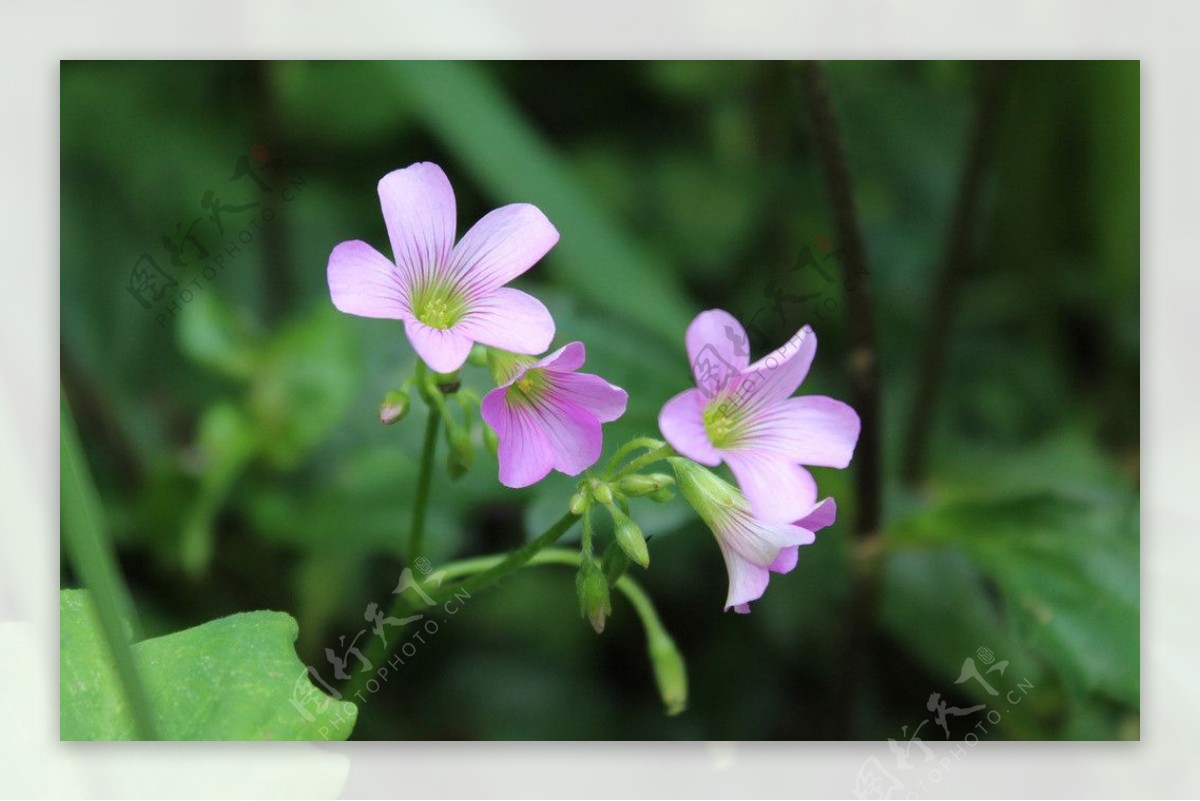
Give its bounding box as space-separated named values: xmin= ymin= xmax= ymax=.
xmin=60 ymin=60 xmax=1139 ymax=740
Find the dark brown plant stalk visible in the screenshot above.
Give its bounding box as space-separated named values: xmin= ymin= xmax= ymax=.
xmin=799 ymin=60 xmax=882 ymax=739
xmin=901 ymin=62 xmax=1007 ymax=487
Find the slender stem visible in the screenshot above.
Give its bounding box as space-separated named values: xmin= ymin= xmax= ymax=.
xmin=61 ymin=392 xmax=158 ymax=740
xmin=601 ymin=436 xmax=666 ymax=479
xmin=901 ymin=62 xmax=1007 ymax=487
xmin=342 ymin=511 xmax=579 ymax=700
xmin=408 ymin=405 xmax=440 ymax=565
xmin=801 ymin=61 xmax=883 ymax=739
xmin=611 ymin=444 xmax=676 ymax=481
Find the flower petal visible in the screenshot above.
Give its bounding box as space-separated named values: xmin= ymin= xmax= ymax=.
xmin=481 ymin=387 xmax=556 ymax=488
xmin=718 ymin=542 xmax=771 ymax=611
xmin=796 ymin=497 xmax=837 ymax=533
xmin=377 ymin=163 xmax=457 ymax=285
xmin=685 ymin=309 xmax=751 ymax=396
xmin=724 ymin=451 xmax=818 ymax=524
xmin=552 ymin=372 xmax=628 ymax=423
xmin=536 ymin=341 xmax=586 ymax=373
xmin=535 ymin=396 xmax=603 ymax=476
xmin=403 ymin=319 xmax=474 ymax=373
xmin=740 ymin=324 xmax=817 ymax=410
xmin=658 ymin=388 xmax=721 ymax=467
xmin=769 ymin=546 xmax=799 ymax=574
xmin=327 ymin=240 xmax=410 ymax=319
xmin=739 ymin=395 xmax=861 ymax=468
xmin=448 ymin=203 xmax=559 ymax=294
xmin=455 ymin=287 xmax=555 ymax=356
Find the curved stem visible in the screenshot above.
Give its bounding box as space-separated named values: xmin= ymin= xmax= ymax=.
xmin=611 ymin=444 xmax=676 ymax=481
xmin=408 ymin=405 xmax=440 ymax=566
xmin=602 ymin=436 xmax=666 ymax=479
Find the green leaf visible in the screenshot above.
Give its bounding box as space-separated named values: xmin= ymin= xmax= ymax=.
xmin=61 ymin=589 xmax=356 ymax=740
xmin=889 ymin=491 xmax=1139 ymax=707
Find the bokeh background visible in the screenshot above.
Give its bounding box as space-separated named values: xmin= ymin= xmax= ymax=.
xmin=60 ymin=60 xmax=1139 ymax=740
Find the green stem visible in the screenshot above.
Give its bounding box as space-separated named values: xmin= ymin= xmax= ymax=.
xmin=611 ymin=444 xmax=676 ymax=481
xmin=61 ymin=391 xmax=158 ymax=740
xmin=602 ymin=436 xmax=666 ymax=478
xmin=408 ymin=405 xmax=440 ymax=565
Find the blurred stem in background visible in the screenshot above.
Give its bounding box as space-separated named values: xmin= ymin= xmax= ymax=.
xmin=61 ymin=391 xmax=158 ymax=740
xmin=902 ymin=62 xmax=1008 ymax=487
xmin=408 ymin=406 xmax=440 ymax=565
xmin=801 ymin=61 xmax=883 ymax=737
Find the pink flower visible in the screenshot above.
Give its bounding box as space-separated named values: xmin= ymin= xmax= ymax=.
xmin=659 ymin=309 xmax=860 ymax=524
xmin=327 ymin=162 xmax=559 ymax=373
xmin=670 ymin=457 xmax=836 ymax=612
xmin=481 ymin=342 xmax=628 ymax=488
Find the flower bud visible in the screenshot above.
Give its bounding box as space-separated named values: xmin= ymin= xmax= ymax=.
xmin=600 ymin=539 xmax=630 ymax=586
xmin=467 ymin=344 xmax=489 ymax=368
xmin=482 ymin=423 xmax=499 ymax=459
xmin=617 ymin=472 xmax=675 ymax=498
xmin=607 ymin=504 xmax=649 ymax=568
xmin=569 ymin=486 xmax=590 ymax=516
xmin=648 ymin=487 xmax=675 ymax=503
xmin=575 ymin=556 xmax=611 ymax=634
xmin=592 ymin=481 xmax=614 ymax=506
xmin=379 ymin=390 xmax=410 ymax=425
xmin=446 ymin=428 xmax=473 ymax=480
xmin=433 ymin=369 xmax=461 ymax=394
xmin=648 ymin=628 xmax=688 ymax=716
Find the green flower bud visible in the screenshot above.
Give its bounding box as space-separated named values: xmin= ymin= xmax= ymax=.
xmin=648 ymin=628 xmax=688 ymax=716
xmin=617 ymin=472 xmax=675 ymax=497
xmin=600 ymin=539 xmax=631 ymax=586
xmin=446 ymin=428 xmax=473 ymax=480
xmin=569 ymin=486 xmax=590 ymax=516
xmin=433 ymin=369 xmax=461 ymax=394
xmin=467 ymin=344 xmax=489 ymax=368
xmin=575 ymin=556 xmax=611 ymax=634
xmin=607 ymin=504 xmax=649 ymax=568
xmin=592 ymin=481 xmax=614 ymax=506
xmin=648 ymin=487 xmax=675 ymax=503
xmin=482 ymin=423 xmax=499 ymax=459
xmin=379 ymin=390 xmax=410 ymax=425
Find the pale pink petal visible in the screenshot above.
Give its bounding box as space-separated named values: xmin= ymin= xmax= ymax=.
xmin=685 ymin=309 xmax=751 ymax=392
xmin=796 ymin=498 xmax=837 ymax=532
xmin=455 ymin=287 xmax=555 ymax=356
xmin=732 ymin=603 xmax=752 ymax=614
xmin=719 ymin=511 xmax=814 ymax=567
xmin=481 ymin=388 xmax=555 ymax=488
xmin=739 ymin=395 xmax=861 ymax=468
xmin=327 ymin=240 xmax=410 ymax=319
xmin=535 ymin=396 xmax=603 ymax=476
xmin=740 ymin=324 xmax=817 ymax=410
xmin=448 ymin=203 xmax=559 ymax=294
xmin=551 ymin=372 xmax=628 ymax=423
xmin=769 ymin=546 xmax=799 ymax=574
xmin=403 ymin=320 xmax=474 ymax=373
xmin=377 ymin=163 xmax=457 ymax=285
xmin=719 ymin=543 xmax=771 ymax=611
xmin=724 ymin=451 xmax=818 ymax=524
xmin=536 ymin=341 xmax=586 ymax=373
xmin=658 ymin=388 xmax=721 ymax=467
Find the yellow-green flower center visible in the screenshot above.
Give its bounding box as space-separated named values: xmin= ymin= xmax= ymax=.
xmin=703 ymin=400 xmax=744 ymax=449
xmin=511 ymin=367 xmax=551 ymax=404
xmin=411 ymin=279 xmax=468 ymax=330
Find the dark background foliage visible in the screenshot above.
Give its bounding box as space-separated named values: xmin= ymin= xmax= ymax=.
xmin=60 ymin=60 xmax=1139 ymax=740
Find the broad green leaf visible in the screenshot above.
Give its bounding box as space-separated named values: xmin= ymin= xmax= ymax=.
xmin=61 ymin=589 xmax=355 ymax=740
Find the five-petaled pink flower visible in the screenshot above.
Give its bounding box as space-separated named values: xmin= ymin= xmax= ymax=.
xmin=327 ymin=162 xmax=559 ymax=373
xmin=659 ymin=309 xmax=860 ymax=524
xmin=481 ymin=342 xmax=628 ymax=488
xmin=670 ymin=457 xmax=837 ymax=612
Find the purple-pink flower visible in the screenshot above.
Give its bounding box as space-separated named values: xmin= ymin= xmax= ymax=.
xmin=670 ymin=456 xmax=837 ymax=612
xmin=327 ymin=162 xmax=559 ymax=373
xmin=659 ymin=309 xmax=860 ymax=524
xmin=481 ymin=342 xmax=628 ymax=488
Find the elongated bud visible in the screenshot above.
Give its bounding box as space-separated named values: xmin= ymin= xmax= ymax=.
xmin=592 ymin=481 xmax=614 ymax=506
xmin=617 ymin=472 xmax=675 ymax=498
xmin=575 ymin=557 xmax=611 ymax=634
xmin=482 ymin=423 xmax=499 ymax=459
xmin=433 ymin=369 xmax=461 ymax=394
xmin=447 ymin=428 xmax=473 ymax=479
xmin=607 ymin=504 xmax=649 ymax=568
xmin=569 ymin=486 xmax=590 ymax=516
xmin=648 ymin=628 xmax=688 ymax=715
xmin=648 ymin=487 xmax=675 ymax=503
xmin=600 ymin=539 xmax=631 ymax=586
xmin=379 ymin=390 xmax=410 ymax=425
